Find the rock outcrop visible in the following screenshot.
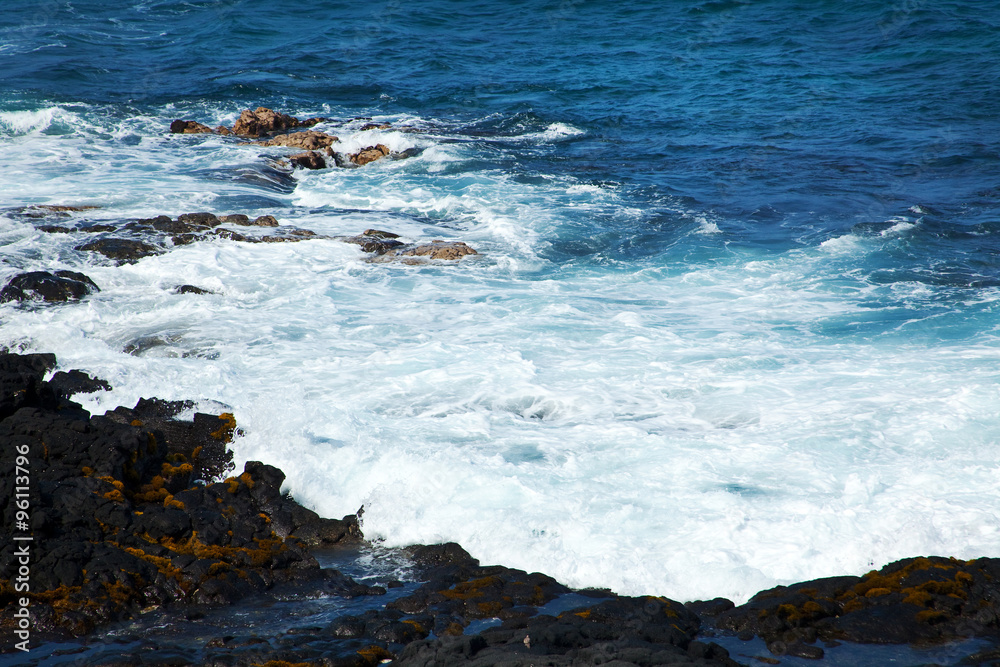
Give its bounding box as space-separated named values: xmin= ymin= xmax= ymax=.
xmin=0 ymin=352 xmax=369 ymax=640
xmin=231 ymin=107 xmax=327 ymax=137
xmin=169 ymin=107 xmax=326 ymax=138
xmin=699 ymin=556 xmax=1000 ymax=659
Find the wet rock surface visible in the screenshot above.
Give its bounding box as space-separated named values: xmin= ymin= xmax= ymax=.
xmin=22 ymin=209 xmax=481 ymax=267
xmin=169 ymin=107 xmax=325 ymax=138
xmin=249 ymin=129 xmax=338 ymax=150
xmin=6 ymin=205 xmax=101 ymax=219
xmin=396 ymin=240 xmax=479 ymax=262
xmin=75 ymin=238 xmax=162 ymax=263
xmin=0 ymin=352 xmax=369 ymax=643
xmin=349 ymin=143 xmax=391 ymax=166
xmin=699 ymin=557 xmax=1000 ymax=658
xmin=24 ymin=209 xmax=330 ymax=266
xmin=163 ymin=106 xmax=420 ymax=170
xmin=0 ymin=270 xmax=100 ymax=304
xmin=342 ymin=230 xmax=479 ymax=263
xmin=231 ymin=107 xmax=327 ymax=137
xmin=289 ymin=150 xmax=327 ymax=170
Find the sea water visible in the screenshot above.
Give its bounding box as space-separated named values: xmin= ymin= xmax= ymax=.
xmin=1 ymin=0 xmax=999 ymax=606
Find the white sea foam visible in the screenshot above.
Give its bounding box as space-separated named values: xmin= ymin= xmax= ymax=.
xmin=0 ymin=107 xmax=57 ymax=135
xmin=509 ymin=122 xmax=585 ymax=143
xmin=4 ymin=104 xmax=1000 ymax=605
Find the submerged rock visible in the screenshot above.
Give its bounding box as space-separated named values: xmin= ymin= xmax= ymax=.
xmin=0 ymin=270 xmax=100 ymax=303
xmin=6 ymin=204 xmax=100 ymax=219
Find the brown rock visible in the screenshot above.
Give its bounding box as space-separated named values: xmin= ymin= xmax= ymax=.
xmin=177 ymin=212 xmax=221 ymax=227
xmin=363 ymin=229 xmax=400 ymax=239
xmin=349 ymin=144 xmax=390 ymax=166
xmin=341 ymin=229 xmax=405 ymax=255
xmin=250 ymin=215 xmax=279 ymax=227
xmin=218 ymin=214 xmax=250 ymax=225
xmin=398 ymin=240 xmax=478 ymax=261
xmin=289 ymin=151 xmax=327 ymax=170
xmin=251 ymin=130 xmax=337 ymax=150
xmin=169 ymin=120 xmax=215 ymax=134
xmin=231 ymin=107 xmax=328 ymax=137
xmin=360 ymin=122 xmax=392 ymax=131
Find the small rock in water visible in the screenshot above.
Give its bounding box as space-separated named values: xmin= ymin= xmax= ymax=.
xmin=349 ymin=144 xmax=390 ymax=166
xmin=177 ymin=212 xmax=221 ymax=227
xmin=341 ymin=229 xmax=405 ymax=254
xmin=363 ymin=229 xmax=400 ymax=239
xmin=0 ymin=270 xmax=100 ymax=303
xmin=169 ymin=119 xmax=215 ymax=134
xmin=8 ymin=204 xmax=101 ymax=218
xmin=250 ymin=215 xmax=279 ymax=227
xmin=398 ymin=240 xmax=478 ymax=261
xmin=289 ymin=151 xmax=326 ymax=169
xmin=174 ymin=285 xmax=214 ymax=295
xmin=218 ymin=214 xmax=250 ymax=225
xmin=76 ymin=238 xmax=161 ymax=263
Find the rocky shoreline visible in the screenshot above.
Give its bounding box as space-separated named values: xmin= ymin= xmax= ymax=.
xmin=2 ymin=107 xmax=999 ymax=665
xmin=0 ymin=351 xmax=999 ymax=666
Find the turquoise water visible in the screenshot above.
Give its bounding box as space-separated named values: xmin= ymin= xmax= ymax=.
xmin=2 ymin=1 xmax=999 ymax=606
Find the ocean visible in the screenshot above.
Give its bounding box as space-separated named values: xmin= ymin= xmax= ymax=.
xmin=2 ymin=0 xmax=999 ymax=607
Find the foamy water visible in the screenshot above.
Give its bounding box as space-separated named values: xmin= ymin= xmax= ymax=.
xmin=2 ymin=102 xmax=999 ymax=606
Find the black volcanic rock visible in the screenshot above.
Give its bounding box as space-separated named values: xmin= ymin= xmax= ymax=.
xmin=75 ymin=238 xmax=161 ymax=263
xmin=0 ymin=352 xmax=371 ymax=640
xmin=0 ymin=270 xmax=99 ymax=303
xmin=709 ymin=557 xmax=1000 ymax=656
xmin=49 ymin=369 xmax=111 ymax=396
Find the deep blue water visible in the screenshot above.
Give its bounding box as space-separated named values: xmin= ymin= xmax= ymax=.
xmin=5 ymin=1 xmax=1000 ymax=252
xmin=3 ymin=0 xmax=1000 ymax=634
